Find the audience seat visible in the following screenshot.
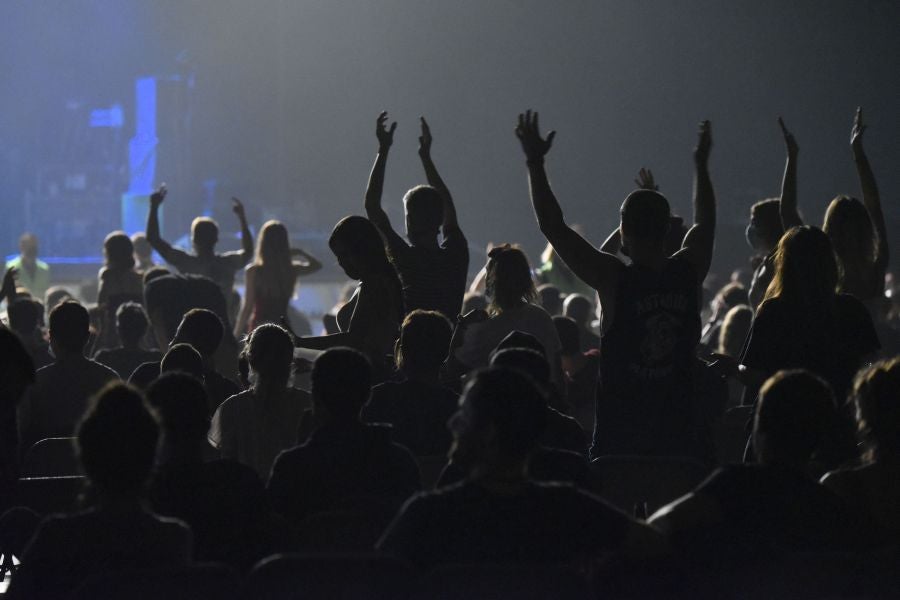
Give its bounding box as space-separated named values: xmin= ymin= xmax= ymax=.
xmin=590 ymin=455 xmax=710 ymax=516
xmin=69 ymin=563 xmax=241 ymax=600
xmin=13 ymin=476 xmax=86 ymax=516
xmin=21 ymin=437 xmax=80 ymax=477
xmin=416 ymin=563 xmax=592 ymax=600
xmin=245 ymin=553 xmax=414 ymax=600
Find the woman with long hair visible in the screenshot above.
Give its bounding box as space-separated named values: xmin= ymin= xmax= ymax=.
xmin=234 ymin=220 xmax=322 ymax=337
xmin=292 ymin=215 xmax=403 ymax=380
xmin=450 ymin=244 xmax=563 ymax=390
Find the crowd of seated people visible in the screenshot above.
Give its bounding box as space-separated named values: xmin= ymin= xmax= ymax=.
xmin=0 ymin=107 xmax=898 ymax=598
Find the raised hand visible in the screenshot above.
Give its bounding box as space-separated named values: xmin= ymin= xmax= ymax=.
xmin=850 ymin=107 xmax=866 ymax=152
xmin=418 ymin=116 xmax=432 ymax=158
xmin=778 ymin=117 xmax=799 ymax=158
xmin=231 ymin=197 xmax=246 ymax=218
xmin=515 ymin=110 xmax=556 ymax=163
xmin=150 ymin=183 xmax=168 ymax=207
xmin=376 ymin=111 xmax=397 ymax=152
xmin=693 ymin=120 xmax=712 ymax=164
xmin=634 ymin=168 xmax=658 ymax=191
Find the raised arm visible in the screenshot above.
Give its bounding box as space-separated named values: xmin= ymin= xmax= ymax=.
xmin=851 ymin=107 xmax=889 ymax=275
xmin=777 ymin=117 xmax=802 ymax=230
xmin=677 ymin=120 xmax=716 ymax=282
xmin=418 ymin=117 xmax=461 ymax=234
xmin=291 ymin=247 xmax=323 ymax=276
xmin=364 ymin=111 xmax=401 ymax=241
xmin=515 ymin=110 xmax=623 ymax=308
xmin=232 ymin=197 xmax=254 ymax=266
xmin=146 ymin=185 xmax=187 ymax=264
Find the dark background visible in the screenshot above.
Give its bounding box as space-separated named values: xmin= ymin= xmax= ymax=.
xmin=1 ymin=0 xmax=898 ymax=277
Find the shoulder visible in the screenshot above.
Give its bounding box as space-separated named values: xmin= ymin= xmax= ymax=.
xmin=86 ymin=359 xmax=120 ymax=380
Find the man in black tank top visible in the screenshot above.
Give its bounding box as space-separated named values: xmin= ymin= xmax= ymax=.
xmin=515 ymin=111 xmax=716 ymax=460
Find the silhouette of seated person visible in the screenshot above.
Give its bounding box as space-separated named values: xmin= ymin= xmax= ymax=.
xmin=267 ymin=347 xmax=421 ymax=530
xmin=210 ymin=324 xmax=310 ymax=478
xmin=377 ymin=367 xmax=664 ymax=569
xmin=93 ymin=302 xmax=161 ymax=380
xmin=649 ymin=370 xmax=885 ymax=559
xmin=18 ymin=301 xmax=119 ymax=451
xmin=130 ymin=308 xmax=238 ymax=413
xmin=554 ymin=315 xmax=600 ymax=432
xmin=0 ymin=328 xmax=36 ymax=500
xmin=147 ymin=372 xmax=271 ymax=567
xmin=9 ymin=383 xmax=191 ymax=598
xmin=822 ymin=358 xmax=900 ymax=536
xmin=146 ymin=186 xmax=253 ymax=311
xmin=364 ymin=113 xmax=469 ymax=320
xmin=96 ymin=231 xmax=144 ymax=350
xmin=142 ymin=272 xmax=239 ymax=380
xmin=362 ymin=310 xmax=459 ymax=457
xmin=6 ymin=298 xmax=52 ymax=370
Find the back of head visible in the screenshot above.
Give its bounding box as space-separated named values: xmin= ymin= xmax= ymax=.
xmin=458 ymin=367 xmax=548 ymax=463
xmin=44 ymin=286 xmax=73 ymax=313
xmin=49 ymin=300 xmax=90 ymax=354
xmin=18 ymin=232 xmax=38 ymax=258
xmin=823 ymin=195 xmax=877 ymax=271
xmin=553 ymin=316 xmax=581 ymax=356
xmin=116 ymin=301 xmax=149 ymax=346
xmin=718 ymin=304 xmax=753 ymax=358
xmin=537 ymin=284 xmax=562 ymax=316
xmin=191 ymin=217 xmax=219 ymax=251
xmin=257 ymin=220 xmax=291 ymax=267
xmin=329 ymin=215 xmax=391 ymax=275
xmin=620 ymin=190 xmax=671 ymax=243
xmin=748 ymin=198 xmax=785 ymax=252
xmin=562 ymin=293 xmax=592 ymax=326
xmin=161 ymin=343 xmax=204 ymax=378
xmin=764 ymin=226 xmax=838 ymax=309
xmin=103 ymin=230 xmax=135 ymax=270
xmin=142 ymin=266 xmax=170 ymax=287
xmin=8 ymin=298 xmax=43 ymax=335
xmin=403 ymin=185 xmax=443 ymax=237
xmin=753 ymin=369 xmax=835 ymax=465
xmin=131 ymin=232 xmax=152 ymax=260
xmin=485 ymin=245 xmax=537 ymax=314
xmin=852 ymin=358 xmax=900 ymax=462
xmin=493 ymin=330 xmax=547 ymax=359
xmin=246 ymin=323 xmax=294 ymax=385
xmin=490 ymin=347 xmax=551 ymax=390
xmin=312 ymin=347 xmax=371 ymax=420
xmin=396 ymin=310 xmax=453 ymax=374
xmin=147 ymin=372 xmax=209 ymax=443
xmin=173 ymin=308 xmax=224 ymax=359
xmin=77 ymin=382 xmax=159 ymax=495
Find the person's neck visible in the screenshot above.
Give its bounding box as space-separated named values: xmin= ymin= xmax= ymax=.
xmin=405 ymin=369 xmax=440 ymax=385
xmin=470 ymin=460 xmax=530 ymax=492
xmin=121 ymin=340 xmax=141 ymax=351
xmin=629 ymin=247 xmax=668 ymax=270
xmin=408 ymin=233 xmax=439 ymax=249
xmin=96 ymin=491 xmax=146 ymax=513
xmin=54 ymin=349 xmax=86 ymax=362
xmin=158 ymin=439 xmax=205 ymax=467
xmin=195 ymin=247 xmax=216 ymax=259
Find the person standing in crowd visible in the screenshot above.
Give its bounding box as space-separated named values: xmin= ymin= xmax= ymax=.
xmin=5 ymin=233 xmax=50 ymax=302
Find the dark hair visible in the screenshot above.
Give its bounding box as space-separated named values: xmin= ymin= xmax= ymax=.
xmin=485 ymin=245 xmax=537 ymax=314
xmin=49 ymin=300 xmax=90 ymax=354
xmin=191 ymin=217 xmax=219 ymax=249
xmin=396 ymin=310 xmax=453 ymax=374
xmin=750 ymin=198 xmax=784 ymax=249
xmin=147 ymin=372 xmax=209 ymax=443
xmin=403 ymin=185 xmax=443 ymax=235
xmin=754 ymin=369 xmax=835 ymax=464
xmin=116 ymin=302 xmax=149 ymax=345
xmin=161 ymin=343 xmax=204 ymax=378
xmin=103 ymin=231 xmax=136 ymax=270
xmin=312 ymin=347 xmax=371 ymax=419
xmin=77 ymin=382 xmax=159 ymax=494
xmin=8 ymin=298 xmax=43 ymax=334
xmin=458 ymin=367 xmax=548 ymax=462
xmin=144 ymin=274 xmax=231 ymax=344
xmin=246 ymin=323 xmax=294 ymax=384
xmin=329 ymin=215 xmax=394 ymax=278
xmin=553 ymin=316 xmax=581 ymax=355
xmin=562 ymin=293 xmax=592 ymax=326
xmin=537 ymin=284 xmax=562 ymax=316
xmin=851 ymin=358 xmax=900 ymax=462
xmin=823 ymin=195 xmax=878 ymax=284
xmin=490 ymin=347 xmax=551 ymax=389
xmin=763 ymin=226 xmax=839 ymax=310
xmin=620 ymin=190 xmax=671 ymax=241
xmin=493 ymin=330 xmax=546 ymax=358
xmin=173 ymin=308 xmax=224 ymax=358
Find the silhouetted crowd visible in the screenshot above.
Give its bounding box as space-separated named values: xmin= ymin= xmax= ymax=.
xmin=1 ymin=109 xmax=899 ymax=598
